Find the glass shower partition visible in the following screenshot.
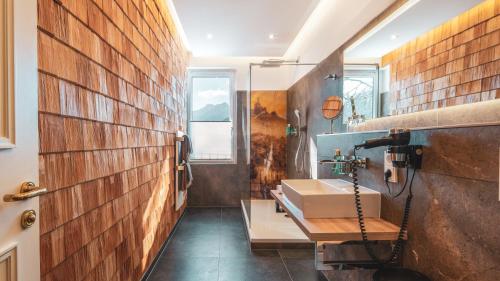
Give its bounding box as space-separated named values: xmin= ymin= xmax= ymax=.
xmin=243 ymin=62 xmax=318 ymax=246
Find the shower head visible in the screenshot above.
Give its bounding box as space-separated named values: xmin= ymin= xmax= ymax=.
xmin=294 ymin=109 xmax=300 ymax=118
xmin=294 ymin=109 xmax=301 ymax=125
xmin=260 ymin=58 xmax=300 ymax=68
xmin=263 ymin=59 xmax=286 ymax=64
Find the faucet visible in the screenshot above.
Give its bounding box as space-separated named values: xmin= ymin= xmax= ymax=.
xmin=319 ymin=149 xmax=367 ymax=176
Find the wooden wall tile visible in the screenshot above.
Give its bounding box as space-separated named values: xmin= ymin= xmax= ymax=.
xmin=39 ymin=114 xmax=66 ymax=153
xmin=72 ymin=247 xmax=92 ymax=278
xmin=63 ymin=118 xmax=84 ymax=151
xmin=50 ymin=226 xmax=66 ymax=269
xmin=39 ymin=74 xmax=61 ymax=114
xmin=38 ymin=0 xmax=188 ymax=279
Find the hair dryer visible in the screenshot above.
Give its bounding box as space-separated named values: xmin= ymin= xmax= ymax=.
xmin=355 ymin=129 xmax=422 ymax=168
xmin=355 ymin=128 xmax=411 ymax=149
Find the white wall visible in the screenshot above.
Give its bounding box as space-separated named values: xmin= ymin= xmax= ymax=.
xmin=283 ymin=0 xmax=394 ymax=86
xmin=190 ymin=56 xmax=293 ymax=91
xmin=189 ymin=0 xmax=395 ymax=91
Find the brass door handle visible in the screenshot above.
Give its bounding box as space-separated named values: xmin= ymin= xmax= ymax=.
xmin=3 ymin=182 xmax=48 ymax=202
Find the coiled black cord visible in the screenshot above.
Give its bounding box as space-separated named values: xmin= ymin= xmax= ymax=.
xmin=394 ymin=167 xmax=411 ymax=198
xmin=352 ymin=147 xmax=415 ymax=265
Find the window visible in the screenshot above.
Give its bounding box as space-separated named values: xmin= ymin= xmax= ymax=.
xmin=188 ymin=69 xmax=236 ymax=163
xmin=343 ymin=65 xmax=379 ymax=124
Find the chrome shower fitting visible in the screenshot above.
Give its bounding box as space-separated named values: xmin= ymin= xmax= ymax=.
xmin=260 ymin=59 xmax=300 ymax=67
xmin=324 ymin=73 xmax=339 ymax=80
xmin=319 ymin=149 xmax=367 ymax=176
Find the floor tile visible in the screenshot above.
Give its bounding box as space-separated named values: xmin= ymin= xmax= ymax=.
xmin=218 ymin=256 xmax=291 ymax=281
xmin=162 ymin=232 xmax=220 ymax=258
xmin=182 ymin=207 xmax=221 ymax=224
xmin=221 ymin=207 xmax=243 ymax=223
xmin=278 ymin=249 xmax=315 ymax=259
xmin=174 ymin=220 xmax=220 ymax=237
xmin=147 ymin=207 xmax=326 ymax=281
xmin=148 ymin=257 xmax=219 ymax=281
xmin=283 ymin=258 xmax=328 ymax=281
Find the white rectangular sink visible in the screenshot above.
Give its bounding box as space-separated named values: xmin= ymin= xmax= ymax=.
xmin=281 ymin=179 xmax=380 ymax=219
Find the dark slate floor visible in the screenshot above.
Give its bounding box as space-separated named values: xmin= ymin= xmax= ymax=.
xmin=146 ymin=207 xmax=328 ymax=281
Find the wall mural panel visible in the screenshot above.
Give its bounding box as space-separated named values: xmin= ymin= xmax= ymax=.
xmin=250 ymin=91 xmax=287 ymax=199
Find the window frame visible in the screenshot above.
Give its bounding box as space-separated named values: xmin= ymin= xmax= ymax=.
xmin=187 ymin=69 xmax=237 ymax=165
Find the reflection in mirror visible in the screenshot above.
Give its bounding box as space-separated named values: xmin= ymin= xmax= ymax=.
xmin=341 ymin=0 xmax=496 ymax=131
xmin=342 ymin=65 xmax=379 ymax=131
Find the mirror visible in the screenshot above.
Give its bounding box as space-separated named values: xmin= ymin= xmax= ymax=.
xmin=322 ymin=96 xmax=343 ymax=119
xmin=322 ymin=96 xmax=343 ymax=133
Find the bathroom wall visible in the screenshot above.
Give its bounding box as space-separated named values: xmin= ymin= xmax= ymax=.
xmin=317 ymin=124 xmax=500 ymax=281
xmin=37 ymin=0 xmax=189 ymax=280
xmin=382 ymin=0 xmax=500 ymax=115
xmin=250 ymin=91 xmax=287 ymax=199
xmin=287 ymin=50 xmax=344 ymax=179
xmin=188 ymin=91 xmax=249 ymax=207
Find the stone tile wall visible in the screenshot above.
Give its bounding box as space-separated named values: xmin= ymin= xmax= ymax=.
xmin=286 ymin=50 xmax=345 ymax=179
xmin=317 ymin=126 xmax=500 ymax=281
xmin=188 ymin=91 xmax=250 ymax=207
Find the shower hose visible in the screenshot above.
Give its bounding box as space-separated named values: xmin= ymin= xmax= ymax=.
xmin=352 ymin=147 xmax=415 ymax=265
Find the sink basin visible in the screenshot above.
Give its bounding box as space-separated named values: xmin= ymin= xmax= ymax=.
xmin=281 ymin=179 xmax=380 ymax=219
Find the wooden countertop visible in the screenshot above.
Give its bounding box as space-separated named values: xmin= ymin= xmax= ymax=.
xmin=271 ymin=190 xmax=403 ymax=242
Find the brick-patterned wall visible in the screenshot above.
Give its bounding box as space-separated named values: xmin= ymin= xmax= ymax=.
xmin=37 ymin=0 xmax=189 ymax=280
xmin=381 ymin=0 xmax=500 ymax=115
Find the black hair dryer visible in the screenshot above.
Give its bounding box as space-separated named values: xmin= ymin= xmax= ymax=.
xmin=355 ymin=128 xmax=423 ymax=169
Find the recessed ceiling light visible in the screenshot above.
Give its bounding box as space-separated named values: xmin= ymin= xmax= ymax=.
xmin=206 ymin=33 xmax=213 ymax=40
xmin=268 ymin=33 xmax=275 ymax=40
xmin=390 ymin=34 xmax=399 ymax=40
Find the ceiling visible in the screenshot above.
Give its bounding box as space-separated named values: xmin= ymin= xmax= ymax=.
xmin=172 ymin=0 xmax=320 ymax=57
xmin=345 ymin=0 xmax=484 ymax=60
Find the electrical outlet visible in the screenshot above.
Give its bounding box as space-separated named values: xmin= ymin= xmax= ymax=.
xmin=384 ymin=151 xmax=398 ymax=183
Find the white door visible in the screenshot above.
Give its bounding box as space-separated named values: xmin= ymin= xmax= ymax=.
xmin=0 ymin=0 xmax=40 ymax=280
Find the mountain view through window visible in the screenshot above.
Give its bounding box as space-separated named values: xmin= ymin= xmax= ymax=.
xmin=189 ymin=74 xmax=234 ymax=161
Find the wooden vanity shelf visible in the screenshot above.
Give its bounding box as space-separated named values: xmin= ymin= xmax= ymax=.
xmin=271 ymin=190 xmax=403 ymax=242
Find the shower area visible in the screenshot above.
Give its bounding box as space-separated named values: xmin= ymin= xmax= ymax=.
xmin=241 ymin=60 xmax=322 ymax=248
xmin=186 ymin=58 xmax=344 ymax=248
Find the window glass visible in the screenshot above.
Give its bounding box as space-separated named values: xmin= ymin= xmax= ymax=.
xmin=191 ymin=77 xmax=231 ymax=121
xmin=190 ymin=122 xmax=232 ymax=160
xmin=188 ymin=71 xmax=235 ymax=162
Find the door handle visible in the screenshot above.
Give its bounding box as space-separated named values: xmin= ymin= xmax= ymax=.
xmin=3 ymin=182 xmax=48 ymax=202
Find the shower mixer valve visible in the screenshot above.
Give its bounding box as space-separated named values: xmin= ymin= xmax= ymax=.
xmin=319 ymin=149 xmax=367 ymax=176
